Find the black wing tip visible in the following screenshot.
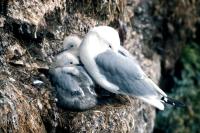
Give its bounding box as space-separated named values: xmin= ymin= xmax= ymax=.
xmin=161 ymin=97 xmax=186 ymax=108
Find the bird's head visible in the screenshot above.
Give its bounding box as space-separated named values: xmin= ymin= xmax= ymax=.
xmin=80 ymin=26 xmax=121 ymax=58
xmin=63 ymin=35 xmax=81 ymax=51
xmin=90 ymin=26 xmax=120 ymax=52
xmin=62 ymin=35 xmax=82 ymax=55
xmin=52 ymin=51 xmax=80 ymax=68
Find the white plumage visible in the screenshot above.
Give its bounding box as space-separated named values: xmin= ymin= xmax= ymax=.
xmin=79 ymin=26 xmax=179 ymax=110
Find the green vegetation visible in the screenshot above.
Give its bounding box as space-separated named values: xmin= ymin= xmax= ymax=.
xmin=155 ymin=43 xmax=200 ymax=133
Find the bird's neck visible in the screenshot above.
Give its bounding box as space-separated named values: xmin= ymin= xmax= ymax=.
xmin=68 ymin=49 xmax=79 ymax=57
xmin=79 ymin=32 xmax=120 ymax=93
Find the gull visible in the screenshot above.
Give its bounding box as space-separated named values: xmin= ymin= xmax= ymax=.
xmin=62 ymin=35 xmax=115 ymax=97
xmin=49 ymin=51 xmax=97 ymax=111
xmin=53 ymin=35 xmax=81 ymax=68
xmin=60 ymin=35 xmax=113 ymax=97
xmin=62 ymin=35 xmax=82 ymax=56
xmin=79 ymin=26 xmax=185 ymax=110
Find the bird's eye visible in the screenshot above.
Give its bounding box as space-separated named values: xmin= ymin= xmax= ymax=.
xmin=70 ymin=61 xmax=73 ymax=64
xmin=109 ymin=45 xmax=112 ymax=48
xmin=70 ymin=45 xmax=74 ymax=48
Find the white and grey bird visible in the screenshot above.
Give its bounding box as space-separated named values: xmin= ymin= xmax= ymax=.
xmin=62 ymin=35 xmax=115 ymax=97
xmin=53 ymin=35 xmax=81 ymax=69
xmin=49 ymin=51 xmax=98 ymax=111
xmin=62 ymin=35 xmax=82 ymax=56
xmin=79 ymin=26 xmax=184 ymax=110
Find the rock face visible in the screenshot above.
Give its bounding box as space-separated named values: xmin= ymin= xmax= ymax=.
xmin=0 ymin=0 xmax=161 ymax=132
xmin=0 ymin=80 xmax=46 ymax=133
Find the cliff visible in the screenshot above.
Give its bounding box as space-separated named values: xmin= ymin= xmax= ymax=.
xmin=0 ymin=0 xmax=161 ymax=132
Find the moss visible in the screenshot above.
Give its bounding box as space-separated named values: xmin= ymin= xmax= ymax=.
xmin=152 ymin=0 xmax=200 ymax=70
xmin=155 ymin=43 xmax=200 ymax=133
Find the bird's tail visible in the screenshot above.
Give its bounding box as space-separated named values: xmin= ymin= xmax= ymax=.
xmin=135 ymin=96 xmax=165 ymax=110
xmin=161 ymin=97 xmax=186 ymax=107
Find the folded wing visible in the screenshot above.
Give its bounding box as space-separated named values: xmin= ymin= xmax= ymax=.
xmin=95 ymin=50 xmax=166 ymax=110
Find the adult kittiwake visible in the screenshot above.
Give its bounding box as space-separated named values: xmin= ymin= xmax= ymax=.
xmin=79 ymin=26 xmax=185 ymax=110
xmin=49 ymin=51 xmax=98 ymax=111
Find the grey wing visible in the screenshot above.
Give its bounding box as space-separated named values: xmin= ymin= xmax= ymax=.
xmin=49 ymin=67 xmax=97 ymax=110
xmin=95 ymin=50 xmax=164 ymax=98
xmin=119 ymin=47 xmax=167 ymax=97
xmin=75 ymin=66 xmax=96 ymax=96
xmin=49 ymin=67 xmax=84 ymax=97
xmin=75 ymin=66 xmax=94 ymax=86
xmin=49 ymin=67 xmax=81 ymax=109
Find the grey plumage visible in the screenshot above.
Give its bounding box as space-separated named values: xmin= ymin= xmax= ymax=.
xmin=79 ymin=26 xmax=185 ymax=110
xmin=95 ymin=50 xmax=157 ymax=96
xmin=49 ymin=52 xmax=98 ymax=111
